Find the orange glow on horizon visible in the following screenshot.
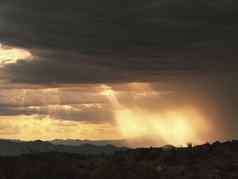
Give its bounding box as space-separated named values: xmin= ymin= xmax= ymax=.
xmin=0 ymin=83 xmax=216 ymax=147
xmin=0 ymin=115 xmax=118 ymax=141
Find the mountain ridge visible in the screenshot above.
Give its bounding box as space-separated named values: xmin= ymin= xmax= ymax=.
xmin=0 ymin=139 xmax=127 ymax=156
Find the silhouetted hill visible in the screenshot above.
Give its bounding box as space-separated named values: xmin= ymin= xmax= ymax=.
xmin=0 ymin=140 xmax=237 ymax=178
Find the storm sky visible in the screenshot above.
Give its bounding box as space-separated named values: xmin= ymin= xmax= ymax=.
xmin=0 ymin=0 xmax=238 ymax=146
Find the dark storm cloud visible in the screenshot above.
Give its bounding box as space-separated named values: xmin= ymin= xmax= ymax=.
xmin=0 ymin=0 xmax=238 ymax=84
xmin=1 ymin=0 xmax=238 ymax=51
xmin=3 ymin=47 xmax=238 ymax=84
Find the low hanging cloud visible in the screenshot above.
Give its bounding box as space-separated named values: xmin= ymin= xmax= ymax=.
xmin=0 ymin=104 xmax=113 ymax=124
xmin=0 ymin=87 xmax=114 ymax=124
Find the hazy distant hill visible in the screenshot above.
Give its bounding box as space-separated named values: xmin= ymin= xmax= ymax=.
xmin=50 ymin=139 xmax=127 ymax=147
xmin=0 ymin=139 xmax=127 ymax=156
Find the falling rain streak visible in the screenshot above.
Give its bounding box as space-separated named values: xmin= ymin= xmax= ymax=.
xmin=100 ymin=83 xmax=213 ymax=146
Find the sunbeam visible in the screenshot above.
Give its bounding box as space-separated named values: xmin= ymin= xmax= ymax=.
xmin=101 ymin=84 xmax=212 ymax=146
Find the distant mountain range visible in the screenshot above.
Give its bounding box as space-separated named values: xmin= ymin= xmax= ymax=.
xmin=0 ymin=139 xmax=127 ymax=156
xmin=50 ymin=139 xmax=128 ymax=147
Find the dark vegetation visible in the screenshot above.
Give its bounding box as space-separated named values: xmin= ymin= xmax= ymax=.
xmin=0 ymin=141 xmax=238 ymax=179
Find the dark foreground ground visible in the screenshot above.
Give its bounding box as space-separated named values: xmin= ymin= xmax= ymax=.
xmin=0 ymin=141 xmax=238 ymax=179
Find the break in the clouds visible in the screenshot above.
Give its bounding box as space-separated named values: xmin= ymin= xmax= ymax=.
xmin=0 ymin=0 xmax=237 ymax=146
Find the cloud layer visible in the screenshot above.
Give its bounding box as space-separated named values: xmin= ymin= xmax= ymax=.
xmin=0 ymin=0 xmax=237 ymax=144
